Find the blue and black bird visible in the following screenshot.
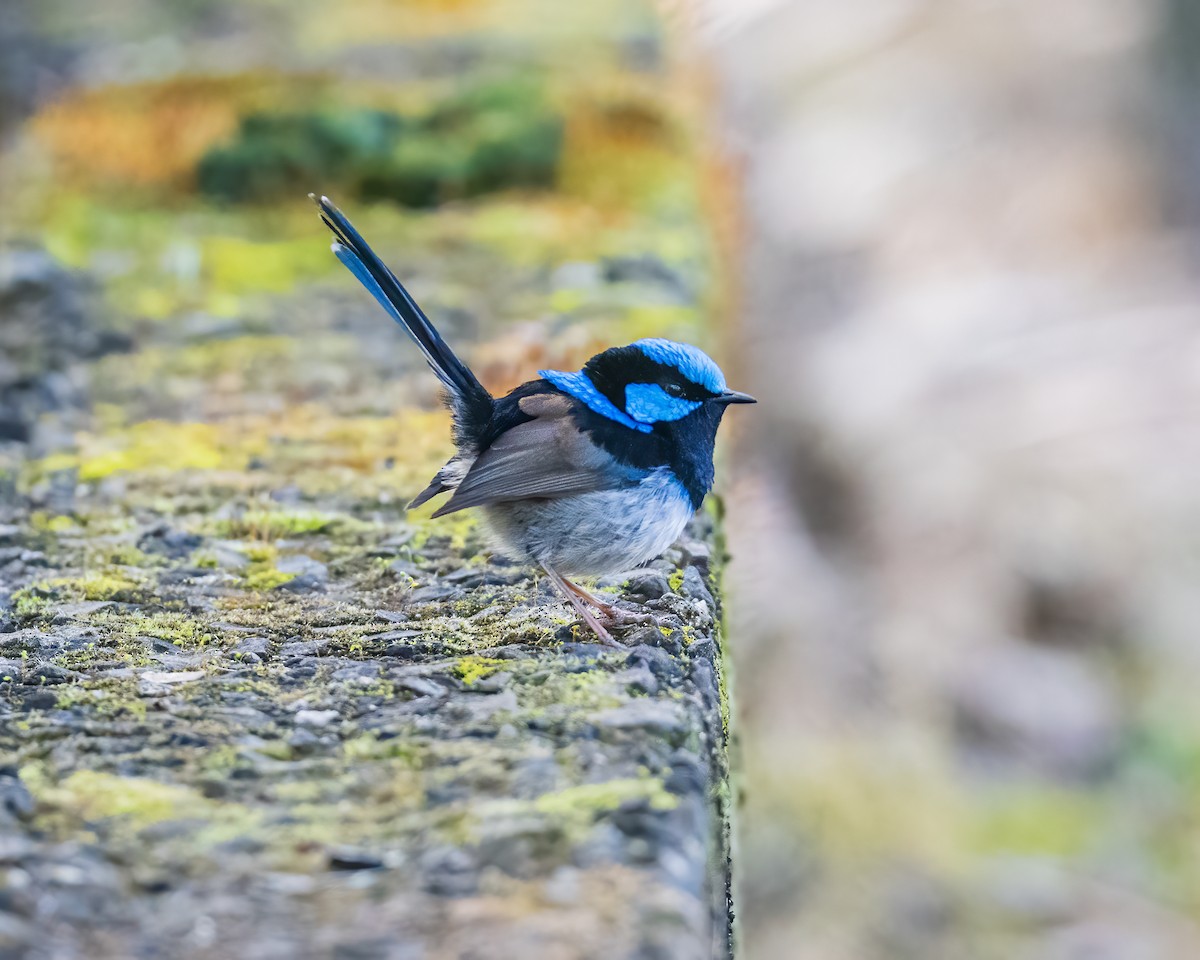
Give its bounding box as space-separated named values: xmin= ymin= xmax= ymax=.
xmin=312 ymin=195 xmax=754 ymax=644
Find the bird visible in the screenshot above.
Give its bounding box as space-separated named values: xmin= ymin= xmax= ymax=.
xmin=311 ymin=194 xmax=754 ymax=645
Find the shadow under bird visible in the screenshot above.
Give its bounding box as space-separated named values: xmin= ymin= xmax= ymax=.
xmin=312 ymin=194 xmax=754 ymax=644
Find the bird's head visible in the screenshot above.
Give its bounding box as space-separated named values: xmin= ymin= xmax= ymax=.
xmin=540 ymin=338 xmax=754 ymax=433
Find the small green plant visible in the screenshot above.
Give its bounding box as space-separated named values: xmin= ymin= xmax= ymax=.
xmin=196 ymin=76 xmax=563 ymax=208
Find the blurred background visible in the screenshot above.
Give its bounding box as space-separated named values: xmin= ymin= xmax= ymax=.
xmin=3 ymin=0 xmax=1200 ymax=958
xmin=707 ymin=1 xmax=1200 ymax=958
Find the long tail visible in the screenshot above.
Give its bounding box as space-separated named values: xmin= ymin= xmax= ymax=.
xmin=311 ymin=194 xmax=494 ymax=445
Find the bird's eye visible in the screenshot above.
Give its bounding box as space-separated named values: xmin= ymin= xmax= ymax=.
xmin=663 ymin=382 xmax=686 ymax=398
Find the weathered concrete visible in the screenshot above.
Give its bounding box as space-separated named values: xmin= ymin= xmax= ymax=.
xmin=1 ymin=513 xmax=731 ymax=960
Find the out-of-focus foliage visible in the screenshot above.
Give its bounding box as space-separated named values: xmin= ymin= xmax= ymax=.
xmin=718 ymin=2 xmax=1200 ymax=959
xmin=196 ymin=77 xmax=563 ymax=207
xmin=197 ymin=110 xmax=406 ymax=204
xmin=29 ymin=76 xmax=270 ymax=188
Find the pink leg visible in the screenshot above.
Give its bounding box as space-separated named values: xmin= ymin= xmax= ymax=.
xmin=540 ymin=564 xmax=621 ymax=647
xmin=558 ymin=577 xmax=654 ymax=627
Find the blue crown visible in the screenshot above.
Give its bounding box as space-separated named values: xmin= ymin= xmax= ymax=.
xmin=632 ymin=339 xmax=726 ymax=393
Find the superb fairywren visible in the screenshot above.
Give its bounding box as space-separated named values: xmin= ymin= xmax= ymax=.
xmin=312 ymin=195 xmax=754 ymax=644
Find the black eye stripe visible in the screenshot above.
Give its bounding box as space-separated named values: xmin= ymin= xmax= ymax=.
xmin=659 ymin=379 xmax=706 ymax=401
xmin=584 ymin=346 xmax=718 ymax=405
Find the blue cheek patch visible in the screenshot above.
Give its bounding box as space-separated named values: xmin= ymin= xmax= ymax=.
xmin=624 ymin=383 xmax=702 ymax=424
xmin=540 ymin=369 xmax=653 ymax=433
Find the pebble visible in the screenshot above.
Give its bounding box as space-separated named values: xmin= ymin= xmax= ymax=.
xmin=676 ymin=538 xmax=711 ymax=573
xmin=232 ymin=636 xmax=270 ymax=658
xmin=420 ymin=846 xmax=479 ymax=897
xmin=591 ymin=700 xmax=686 ymax=736
xmin=137 ymin=525 xmax=203 ymax=560
xmin=617 ymin=665 xmax=659 ymax=696
xmin=0 ymin=772 xmax=35 ymax=823
xmin=279 ymin=638 xmax=328 ymax=659
xmin=274 ymin=555 xmax=329 ymax=594
xmin=288 ymin=727 xmax=323 ymax=756
xmin=407 ymin=583 xmax=462 ymax=604
xmin=327 ymin=847 xmax=385 ymax=871
xmin=54 ymin=600 xmax=115 ymax=619
xmin=622 ymin=572 xmax=672 ymax=602
xmin=626 ymin=645 xmax=681 ymax=682
xmin=212 ymin=542 xmax=252 ymax=572
xmin=295 ymin=709 xmax=340 ymax=728
xmin=140 ymin=670 xmax=205 ymax=685
xmin=394 ymin=675 xmax=445 ymax=699
xmin=679 ymin=566 xmax=714 ymax=608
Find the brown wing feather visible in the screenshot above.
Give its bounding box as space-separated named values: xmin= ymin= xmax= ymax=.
xmin=430 ymin=393 xmax=625 ymax=517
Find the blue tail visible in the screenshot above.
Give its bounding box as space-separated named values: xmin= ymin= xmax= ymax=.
xmin=311 ymin=194 xmax=494 ymax=446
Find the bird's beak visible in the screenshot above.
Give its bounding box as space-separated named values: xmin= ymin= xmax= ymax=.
xmin=716 ymin=389 xmax=756 ymax=405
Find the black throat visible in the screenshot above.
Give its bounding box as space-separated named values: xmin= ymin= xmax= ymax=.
xmin=572 ymin=398 xmax=723 ymax=510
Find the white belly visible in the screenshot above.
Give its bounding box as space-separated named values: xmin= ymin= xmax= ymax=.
xmin=482 ymin=468 xmax=694 ymax=576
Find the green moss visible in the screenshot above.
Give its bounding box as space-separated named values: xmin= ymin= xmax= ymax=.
xmin=517 ymin=670 xmax=622 ymax=714
xmin=52 ymin=612 xmax=214 ymax=672
xmin=455 ymin=656 xmax=507 ymax=686
xmin=191 ymin=550 xmax=219 ymax=569
xmin=80 ymin=574 xmax=140 ymax=601
xmin=31 ymin=513 xmax=78 ymax=534
xmin=407 ymin=509 xmax=479 ymax=555
xmin=533 ymin=777 xmax=678 ymax=819
xmin=256 ymin=739 xmax=296 ymax=762
xmin=12 ymin=573 xmax=144 ymax=620
xmin=243 ymin=567 xmax=294 ymax=591
xmin=343 ymin=734 xmax=424 ymax=765
xmin=215 ymin=509 xmax=336 ymax=541
xmin=126 ymin=612 xmax=212 ymax=647
xmin=12 ymin=588 xmax=51 ymax=619
xmin=54 ymin=677 xmax=148 ymax=720
xmin=98 ymin=543 xmax=158 ymax=568
xmin=227 ymin=542 xmax=299 ymax=591
xmin=27 ymin=768 xmax=212 ymax=826
xmin=667 ymin=569 xmax=685 ymax=593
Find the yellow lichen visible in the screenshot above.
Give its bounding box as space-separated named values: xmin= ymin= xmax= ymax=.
xmin=533 ymin=778 xmax=678 ymax=819
xmin=455 ymin=656 xmax=507 ymax=686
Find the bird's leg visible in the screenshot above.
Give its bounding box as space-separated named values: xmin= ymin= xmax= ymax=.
xmin=557 ymin=577 xmax=618 ymax=617
xmin=540 ymin=564 xmax=620 ymax=647
xmin=558 ymin=577 xmax=654 ymax=627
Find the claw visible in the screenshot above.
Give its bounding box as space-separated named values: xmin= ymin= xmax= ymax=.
xmin=596 ymin=605 xmax=656 ymax=628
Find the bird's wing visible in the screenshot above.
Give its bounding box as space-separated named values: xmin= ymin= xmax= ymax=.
xmin=431 ymin=393 xmax=633 ymax=517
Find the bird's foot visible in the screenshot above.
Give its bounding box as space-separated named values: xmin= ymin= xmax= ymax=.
xmin=541 ymin=564 xmax=624 ymax=648
xmin=570 ymin=605 xmax=623 ymax=649
xmin=595 ymin=604 xmax=656 ymax=629
xmin=556 ymin=576 xmax=660 ymax=635
xmin=542 ymin=565 xmax=669 ymax=646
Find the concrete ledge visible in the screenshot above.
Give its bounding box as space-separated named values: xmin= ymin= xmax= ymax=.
xmin=0 ymin=515 xmax=732 ymax=960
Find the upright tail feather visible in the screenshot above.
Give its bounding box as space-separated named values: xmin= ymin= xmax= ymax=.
xmin=311 ymin=194 xmax=494 ymax=445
